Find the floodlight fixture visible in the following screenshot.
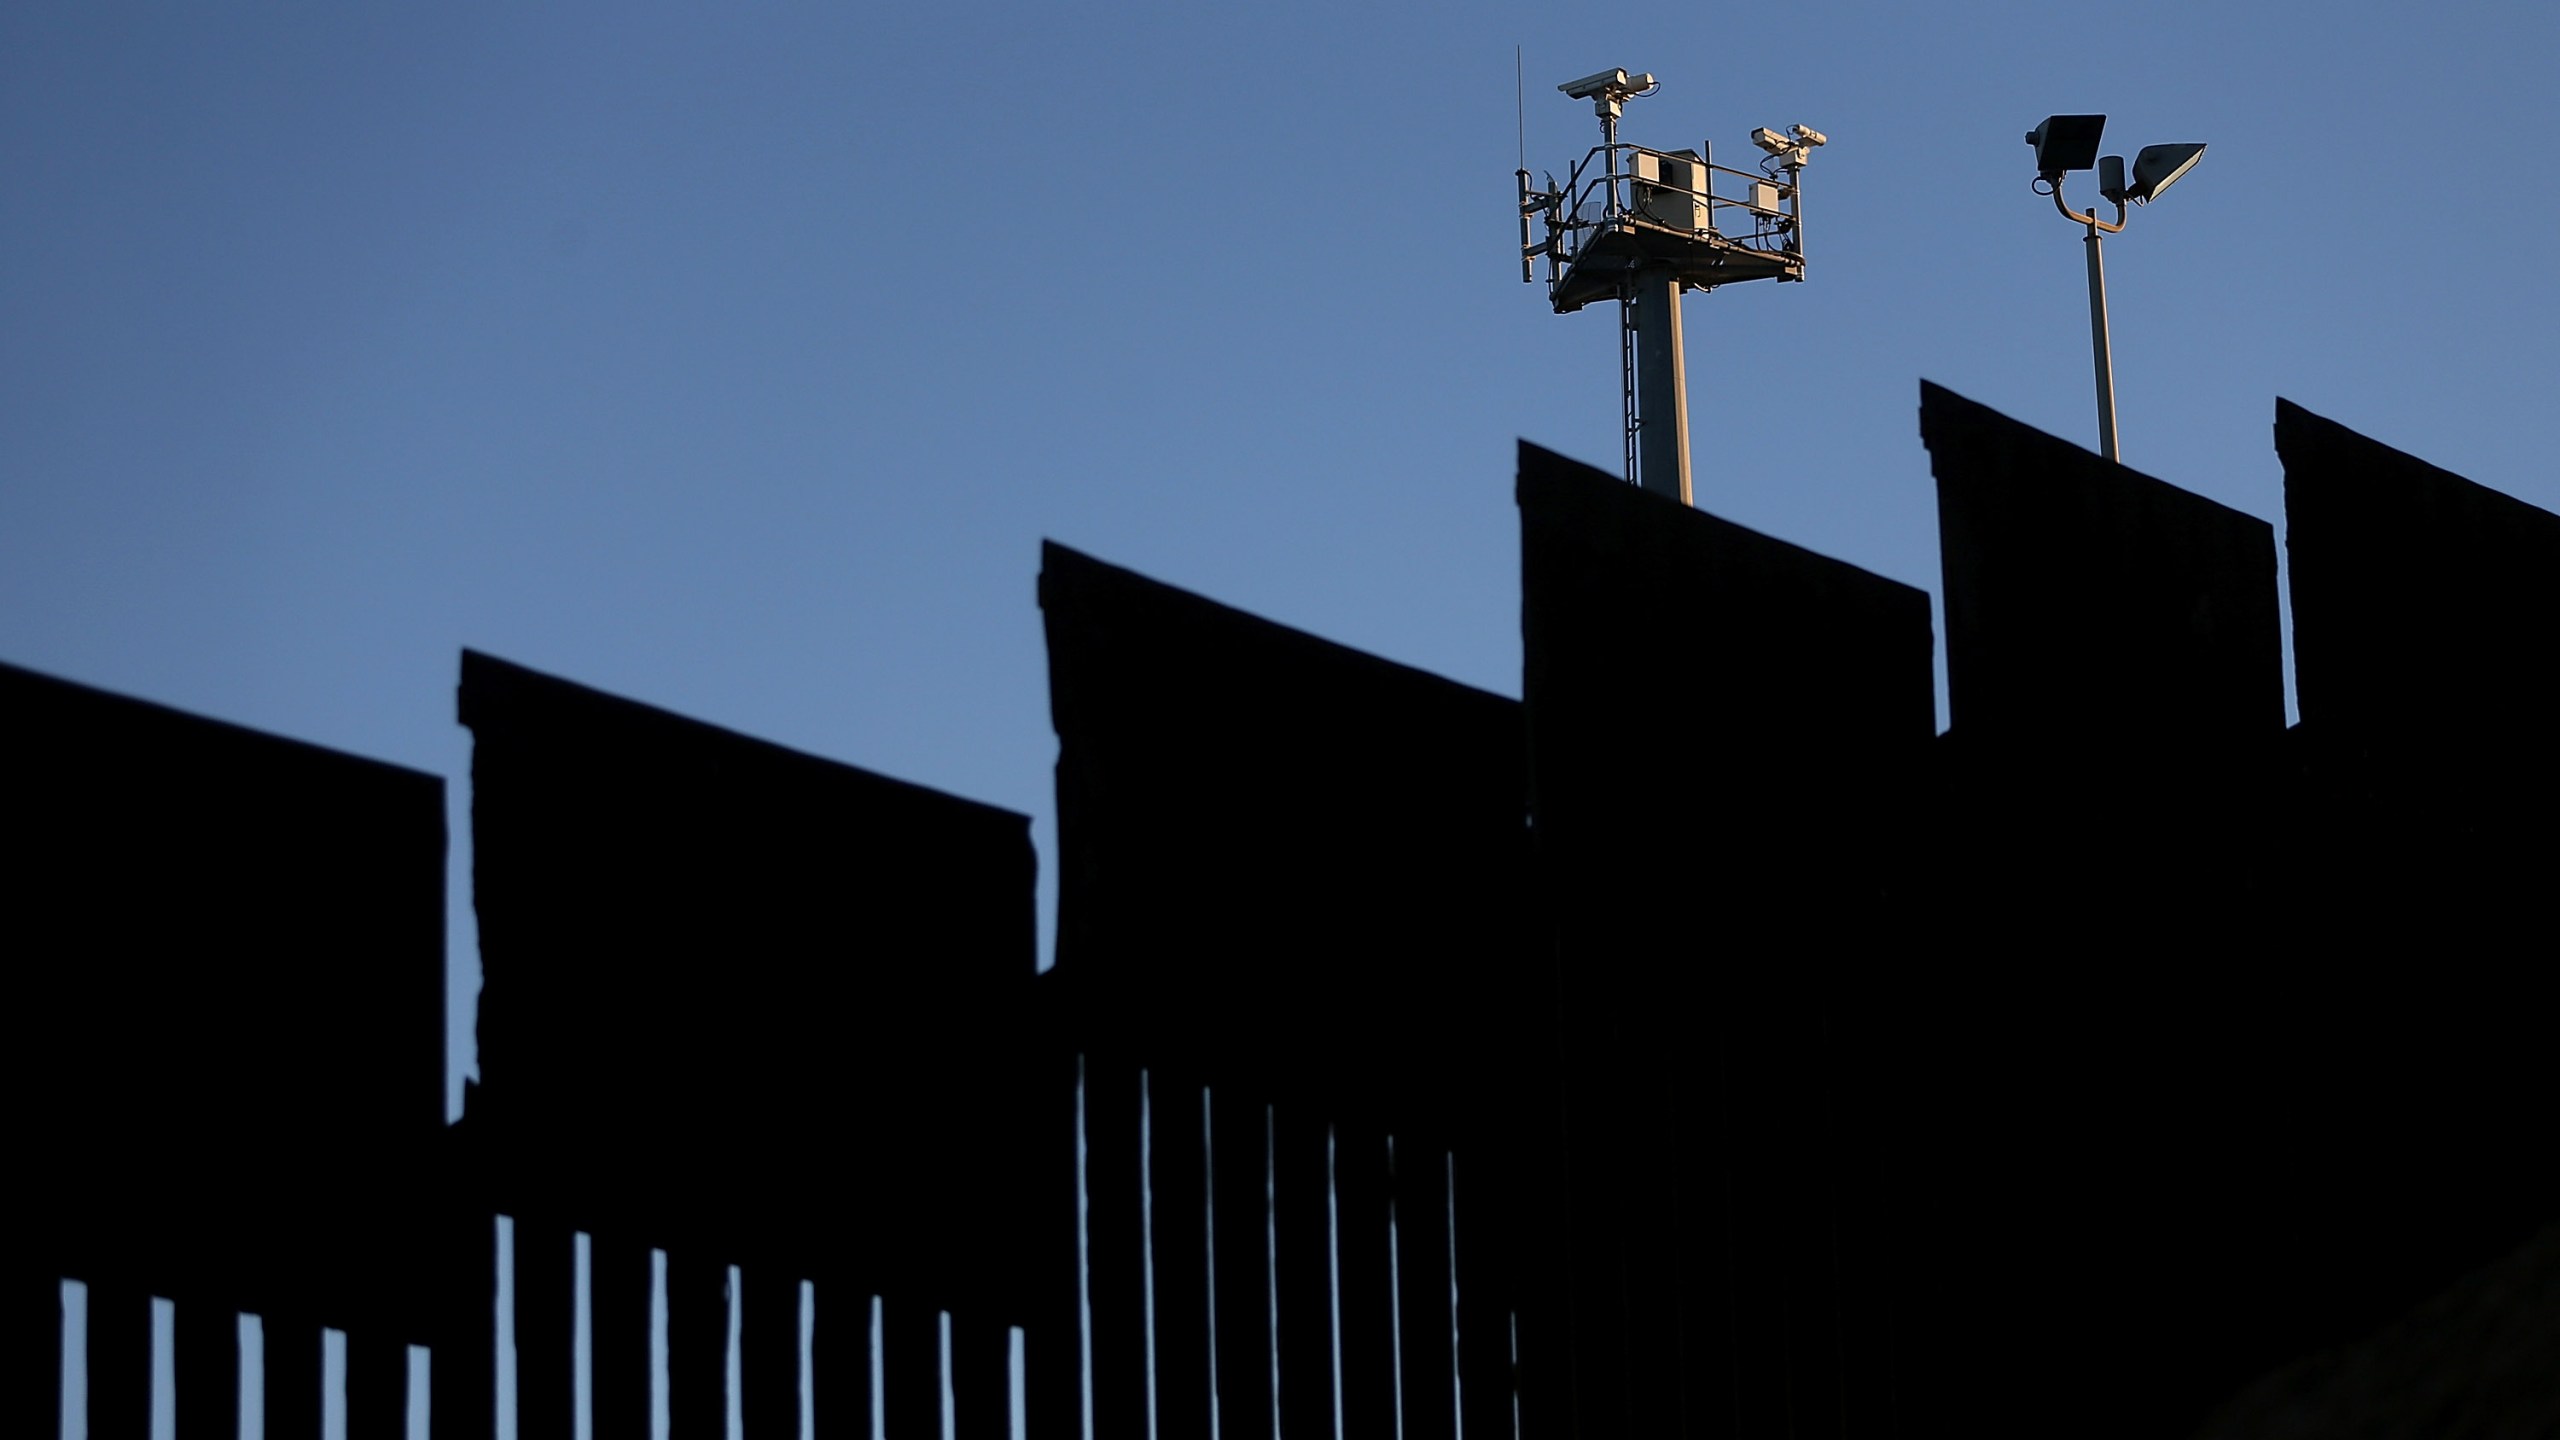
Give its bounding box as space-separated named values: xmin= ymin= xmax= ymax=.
xmin=2129 ymin=142 xmax=2206 ymax=204
xmin=2026 ymin=114 xmax=2106 ymax=177
xmin=2024 ymin=116 xmax=2211 ymax=466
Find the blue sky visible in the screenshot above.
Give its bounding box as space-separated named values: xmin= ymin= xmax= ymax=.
xmin=6 ymin=0 xmax=2556 ymax=1119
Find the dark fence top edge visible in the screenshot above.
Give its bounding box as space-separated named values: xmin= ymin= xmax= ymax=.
xmin=1037 ymin=539 xmax=1521 ymax=713
xmin=2276 ymin=396 xmax=2560 ymax=527
xmin=1515 ymin=437 xmax=1935 ymax=603
xmin=1919 ymin=379 xmax=2274 ymax=532
xmin=1 ymin=656 xmax=442 ymax=788
xmin=458 ymin=647 xmax=1032 ymax=829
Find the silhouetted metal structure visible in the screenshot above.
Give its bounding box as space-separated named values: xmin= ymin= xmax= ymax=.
xmin=7 ymin=389 xmax=2556 ymax=1438
xmin=1520 ymin=69 xmax=1821 ymax=500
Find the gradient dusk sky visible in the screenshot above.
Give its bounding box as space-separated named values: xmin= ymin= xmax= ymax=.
xmin=6 ymin=0 xmax=2555 ymax=1127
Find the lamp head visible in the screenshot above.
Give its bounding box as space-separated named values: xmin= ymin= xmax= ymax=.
xmin=2129 ymin=142 xmax=2206 ymax=203
xmin=2026 ymin=114 xmax=2107 ymax=178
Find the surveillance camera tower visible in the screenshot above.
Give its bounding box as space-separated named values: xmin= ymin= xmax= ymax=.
xmin=1519 ymin=68 xmax=1823 ymax=502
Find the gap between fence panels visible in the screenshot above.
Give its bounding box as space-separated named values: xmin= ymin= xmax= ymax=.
xmin=41 ymin=1249 xmax=1045 ymax=1440
xmin=1085 ymin=1074 xmax=1487 ymax=1440
xmin=38 ymin=1124 xmax=1501 ymax=1440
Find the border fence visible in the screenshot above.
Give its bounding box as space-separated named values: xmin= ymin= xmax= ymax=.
xmin=8 ymin=385 xmax=2555 ymax=1439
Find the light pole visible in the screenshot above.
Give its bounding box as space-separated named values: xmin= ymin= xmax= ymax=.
xmin=2026 ymin=116 xmax=2206 ymax=465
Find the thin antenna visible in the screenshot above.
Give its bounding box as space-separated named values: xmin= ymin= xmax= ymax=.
xmin=1515 ymin=46 xmax=1526 ymax=172
xmin=1515 ymin=45 xmax=1535 ymax=283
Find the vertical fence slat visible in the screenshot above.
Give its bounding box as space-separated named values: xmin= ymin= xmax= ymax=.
xmin=1723 ymin=1016 xmax=1794 ymax=1440
xmin=1449 ymin=1150 xmax=1517 ymax=1440
xmin=265 ymin=1317 xmax=324 ymax=1440
xmin=1024 ymin=1049 xmax=1085 ymax=1440
xmin=346 ymin=1330 xmax=407 ymax=1440
xmin=950 ymin=1311 xmax=1012 ymax=1440
xmin=1270 ymin=1105 xmax=1336 ymax=1440
xmin=591 ymin=1237 xmax=651 ymax=1440
xmin=1208 ymin=1089 xmax=1274 ymax=1440
xmin=517 ymin=1219 xmax=577 ymax=1440
xmin=809 ymin=1284 xmax=870 ymax=1440
xmin=1023 ymin=1315 xmax=1073 ymax=1440
xmin=880 ymin=1298 xmax=941 ymax=1440
xmin=1782 ymin=1006 xmax=1864 ymax=1440
xmin=432 ymin=1210 xmax=498 ymax=1440
xmin=1616 ymin=1045 xmax=1686 ymax=1440
xmin=1825 ymin=1022 xmax=1899 ymax=1440
xmin=3 ymin=1272 xmax=63 ymax=1440
xmin=174 ymin=1298 xmax=240 ymax=1440
xmin=1781 ymin=1146 xmax=1847 ymax=1440
xmin=1331 ymin=1124 xmax=1396 ymax=1440
xmin=1553 ymin=1027 xmax=1633 ymax=1440
xmin=740 ymin=1265 xmax=801 ymax=1440
xmin=1754 ymin=1000 xmax=1848 ymax=1440
xmin=666 ymin=1252 xmax=728 ymax=1440
xmin=1393 ymin=1143 xmax=1456 ymax=1440
xmin=1082 ymin=1057 xmax=1148 ymax=1440
xmin=1502 ymin=1094 xmax=1572 ymax=1440
xmin=87 ymin=1280 xmax=152 ymax=1440
xmin=1150 ymin=1074 xmax=1212 ymax=1440
xmin=1671 ymin=1049 xmax=1740 ymax=1440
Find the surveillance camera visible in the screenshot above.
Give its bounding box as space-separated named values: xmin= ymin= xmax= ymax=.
xmin=1559 ymin=69 xmax=1630 ymax=101
xmin=2098 ymin=155 xmax=2129 ymax=203
xmin=1789 ymin=124 xmax=1827 ymax=147
xmin=1751 ymin=127 xmax=1792 ymax=154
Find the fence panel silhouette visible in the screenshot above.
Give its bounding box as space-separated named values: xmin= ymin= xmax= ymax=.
xmin=1517 ymin=442 xmax=1936 ymax=1440
xmin=1038 ymin=541 xmax=1535 ymax=1440
xmin=457 ymin=649 xmax=1055 ymax=1440
xmin=8 ymin=387 xmax=2555 ymax=1438
xmin=4 ymin=661 xmax=445 ymax=1438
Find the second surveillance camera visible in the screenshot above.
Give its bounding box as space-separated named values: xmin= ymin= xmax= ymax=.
xmin=1789 ymin=124 xmax=1828 ymax=147
xmin=1559 ymin=69 xmax=1630 ymax=101
xmin=1751 ymin=127 xmax=1792 ymax=154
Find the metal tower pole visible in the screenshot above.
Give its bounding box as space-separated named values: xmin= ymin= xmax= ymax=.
xmin=1620 ymin=294 xmax=1640 ymax=484
xmin=1531 ymin=72 xmax=1812 ymax=506
xmin=1632 ymin=264 xmax=1692 ymax=503
xmin=2084 ymin=225 xmax=2120 ymax=464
